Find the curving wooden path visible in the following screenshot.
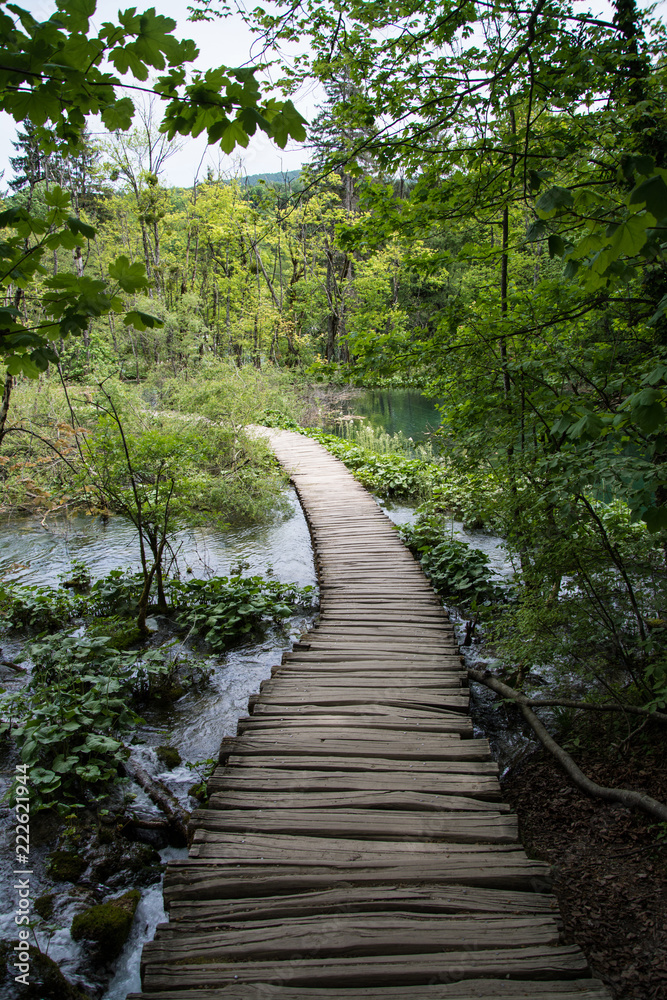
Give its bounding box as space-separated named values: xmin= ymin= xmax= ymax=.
xmin=131 ymin=429 xmax=611 ymax=1000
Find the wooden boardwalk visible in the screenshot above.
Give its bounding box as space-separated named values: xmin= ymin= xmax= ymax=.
xmin=131 ymin=429 xmax=610 ymax=1000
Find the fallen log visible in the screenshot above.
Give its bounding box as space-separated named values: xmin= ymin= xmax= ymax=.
xmin=468 ymin=668 xmax=667 ymax=823
xmin=121 ymin=760 xmax=190 ymax=846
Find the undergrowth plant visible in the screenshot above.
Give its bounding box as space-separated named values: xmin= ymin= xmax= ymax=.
xmin=173 ymin=575 xmax=316 ymax=651
xmin=0 ymin=635 xmax=183 ymax=811
xmin=398 ymin=518 xmax=501 ymax=605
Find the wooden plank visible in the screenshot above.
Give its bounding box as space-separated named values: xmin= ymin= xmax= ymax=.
xmin=207 ymin=789 xmax=508 ymax=813
xmin=224 ymin=756 xmax=498 ymax=775
xmin=143 ymin=913 xmax=560 ymax=963
xmin=261 ymin=677 xmax=464 ymax=692
xmin=207 ymin=769 xmax=502 ymax=799
xmin=270 ymin=668 xmax=467 ymax=680
xmin=263 ymin=674 xmax=465 ymax=689
xmin=248 ymin=693 xmax=469 ymax=712
xmin=188 ymin=833 xmax=529 ymax=861
xmin=236 ymin=712 xmax=473 ymax=734
xmin=249 ymin=702 xmax=473 ymax=722
xmin=162 ymin=860 xmax=552 ymax=902
xmin=192 ymin=808 xmax=518 ymax=843
xmin=129 ymin=981 xmax=612 ymax=1000
xmin=166 ymin=884 xmax=560 ymax=924
xmin=282 ymin=653 xmax=462 ymax=664
xmin=141 ymin=945 xmax=590 ymax=990
xmin=238 ymin=721 xmax=472 ymax=739
xmin=227 ymin=738 xmax=489 ymax=762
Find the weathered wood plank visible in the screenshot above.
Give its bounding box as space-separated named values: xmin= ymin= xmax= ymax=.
xmin=192 ymin=808 xmax=518 ymax=843
xmin=223 ymin=756 xmax=498 ymax=774
xmin=162 ymin=861 xmax=552 ymax=903
xmin=236 ymin=712 xmax=473 ymax=735
xmin=143 ymin=913 xmax=560 ymax=964
xmin=207 ymin=789 xmax=508 ymax=812
xmin=188 ymin=832 xmax=529 ymax=861
xmin=128 ymin=981 xmax=612 ymax=1000
xmin=249 ymin=691 xmax=469 ymax=710
xmin=141 ymin=945 xmax=590 ymax=990
xmin=165 ymin=884 xmax=559 ymax=924
xmin=207 ymin=768 xmax=502 ymax=799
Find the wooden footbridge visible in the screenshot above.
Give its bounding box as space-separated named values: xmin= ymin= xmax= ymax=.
xmin=131 ymin=429 xmax=610 ymax=1000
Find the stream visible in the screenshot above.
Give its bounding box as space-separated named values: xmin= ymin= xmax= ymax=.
xmin=0 ymin=489 xmax=318 ymax=999
xmin=0 ymin=398 xmax=524 ymax=1000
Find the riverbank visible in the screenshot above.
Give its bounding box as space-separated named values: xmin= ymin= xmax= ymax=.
xmin=502 ymin=721 xmax=667 ymax=1000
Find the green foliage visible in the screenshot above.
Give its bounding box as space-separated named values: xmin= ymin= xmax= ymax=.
xmin=0 ymin=581 xmax=81 ymax=631
xmin=398 ymin=518 xmax=500 ymax=605
xmin=0 ymin=1 xmax=306 ymax=377
xmin=173 ymin=575 xmax=316 ymax=651
xmin=0 ymin=633 xmax=177 ymax=809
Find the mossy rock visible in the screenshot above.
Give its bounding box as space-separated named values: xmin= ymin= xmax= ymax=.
xmin=188 ymin=781 xmax=207 ymax=803
xmin=34 ymin=893 xmax=56 ymax=920
xmin=90 ymin=839 xmax=162 ymax=888
xmin=46 ymin=850 xmax=86 ymax=883
xmin=70 ymin=890 xmax=140 ymax=960
xmin=149 ymin=678 xmax=185 ymax=703
xmin=0 ymin=940 xmax=92 ymax=999
xmin=86 ymin=616 xmax=143 ymax=651
xmin=156 ymin=744 xmax=182 ymax=769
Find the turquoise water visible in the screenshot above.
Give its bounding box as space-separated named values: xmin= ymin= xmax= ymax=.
xmin=336 ymin=389 xmax=440 ymax=441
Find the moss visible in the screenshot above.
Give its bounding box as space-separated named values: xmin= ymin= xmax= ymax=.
xmin=34 ymin=893 xmax=55 ymax=920
xmin=70 ymin=890 xmax=140 ymax=960
xmin=91 ymin=840 xmax=162 ymax=888
xmin=0 ymin=941 xmax=92 ymax=999
xmin=188 ymin=781 xmax=207 ymax=803
xmin=150 ymin=678 xmax=185 ymax=703
xmin=85 ymin=616 xmax=143 ymax=651
xmin=156 ymin=744 xmax=182 ymax=769
xmin=46 ymin=850 xmax=86 ymax=883
xmin=96 ymin=823 xmax=115 ymax=845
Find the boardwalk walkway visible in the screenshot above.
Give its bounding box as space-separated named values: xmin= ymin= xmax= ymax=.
xmin=132 ymin=429 xmax=611 ymax=1000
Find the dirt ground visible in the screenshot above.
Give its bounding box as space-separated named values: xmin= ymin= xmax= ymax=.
xmin=502 ymin=728 xmax=667 ymax=1000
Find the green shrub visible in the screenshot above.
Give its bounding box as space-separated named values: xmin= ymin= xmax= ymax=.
xmin=398 ymin=518 xmax=501 ymax=604
xmin=0 ymin=634 xmax=176 ymax=810
xmin=173 ymin=574 xmax=316 ymax=651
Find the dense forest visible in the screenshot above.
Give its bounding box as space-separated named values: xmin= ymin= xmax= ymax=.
xmin=0 ymin=0 xmax=666 ymax=996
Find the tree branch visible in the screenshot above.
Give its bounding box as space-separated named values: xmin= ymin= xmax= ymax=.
xmin=468 ymin=668 xmax=667 ymax=822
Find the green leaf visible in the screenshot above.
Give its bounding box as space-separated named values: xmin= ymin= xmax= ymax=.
xmin=123 ymin=310 xmax=164 ymax=330
xmin=535 ymin=186 xmax=574 ymax=218
xmin=548 ymin=234 xmax=565 ymax=258
xmin=44 ymin=186 xmax=71 ymax=210
xmin=606 ymin=212 xmax=648 ymax=260
xmin=67 ymin=217 xmax=96 ymax=239
xmin=108 ymin=255 xmax=150 ymax=292
xmin=101 ymin=97 xmax=135 ymax=132
xmin=629 ymin=174 xmax=667 ymax=223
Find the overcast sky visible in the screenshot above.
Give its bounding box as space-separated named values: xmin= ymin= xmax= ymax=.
xmin=0 ymin=0 xmax=316 ymax=189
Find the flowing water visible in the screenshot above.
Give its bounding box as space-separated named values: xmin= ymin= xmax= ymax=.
xmin=0 ymin=393 xmax=521 ymax=999
xmin=0 ymin=488 xmax=318 ymax=999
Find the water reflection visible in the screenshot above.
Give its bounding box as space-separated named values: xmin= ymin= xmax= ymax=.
xmin=0 ymin=488 xmax=317 ymax=590
xmin=336 ymin=388 xmax=440 ymax=442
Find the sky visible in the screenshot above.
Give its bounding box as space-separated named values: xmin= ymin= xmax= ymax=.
xmin=0 ymin=0 xmax=317 ymax=188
